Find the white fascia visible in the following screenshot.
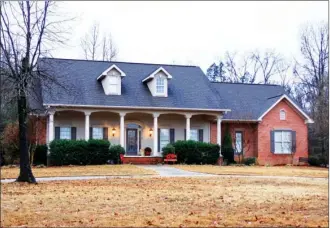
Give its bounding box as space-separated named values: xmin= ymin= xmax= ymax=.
xmin=97 ymin=64 xmax=126 ymax=80
xmin=142 ymin=67 xmax=173 ymax=83
xmin=257 ymin=94 xmax=314 ymax=123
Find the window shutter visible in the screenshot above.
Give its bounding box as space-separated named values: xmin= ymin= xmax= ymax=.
xmin=71 ymin=127 xmax=77 ymax=140
xmin=198 ymin=129 xmax=203 ymax=142
xmin=157 ymin=128 xmax=160 ymax=153
xmin=90 ymin=127 xmax=93 ymax=139
xmin=270 ymin=131 xmax=275 ymax=153
xmin=170 ymin=128 xmax=175 ymax=144
xmin=55 ymin=127 xmax=60 ymax=140
xmin=184 ymin=129 xmax=186 ymax=141
xmin=103 ymin=127 xmax=108 ymax=140
xmin=292 ymin=131 xmax=296 ymax=153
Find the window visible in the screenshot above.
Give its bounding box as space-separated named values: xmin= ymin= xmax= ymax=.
xmin=93 ymin=127 xmax=103 ymax=139
xmin=156 ymin=76 xmax=165 ymax=94
xmin=109 ymin=76 xmax=118 ymax=94
xmin=60 ymin=127 xmax=71 ymax=139
xmin=190 ymin=129 xmax=198 ymax=141
xmin=160 ymin=129 xmax=170 ymax=150
xmin=280 ymin=110 xmax=286 ymax=120
xmin=274 ymin=131 xmax=292 ymax=154
xmin=235 ymin=131 xmax=243 ymax=154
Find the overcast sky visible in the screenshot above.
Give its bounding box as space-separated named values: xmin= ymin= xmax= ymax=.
xmin=54 ymin=1 xmax=328 ymax=72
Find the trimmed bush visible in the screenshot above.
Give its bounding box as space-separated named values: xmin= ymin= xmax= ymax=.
xmin=244 ymin=157 xmax=256 ymax=166
xmin=170 ymin=140 xmax=220 ymax=164
xmin=49 ymin=139 xmax=111 ymax=166
xmin=33 ymin=144 xmax=48 ymax=165
xmin=308 ymin=156 xmax=327 ymax=167
xmin=222 ymin=127 xmax=235 ymax=164
xmin=162 ymin=144 xmax=175 ymax=157
xmin=109 ymin=144 xmax=125 ymax=164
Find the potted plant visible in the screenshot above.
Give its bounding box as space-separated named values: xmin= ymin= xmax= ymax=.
xmin=144 ymin=147 xmax=152 ymax=156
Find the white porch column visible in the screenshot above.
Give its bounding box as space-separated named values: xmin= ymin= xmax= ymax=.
xmin=48 ymin=111 xmax=55 ymax=142
xmin=153 ymin=113 xmax=160 ymax=156
xmin=185 ymin=114 xmax=192 ymax=140
xmin=120 ymin=112 xmax=126 ymax=147
xmin=217 ymin=114 xmax=223 ymax=155
xmin=84 ymin=111 xmax=91 ymax=140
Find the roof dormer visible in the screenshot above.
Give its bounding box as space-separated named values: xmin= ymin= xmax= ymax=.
xmin=97 ymin=64 xmax=126 ymax=95
xmin=142 ymin=67 xmax=172 ymax=97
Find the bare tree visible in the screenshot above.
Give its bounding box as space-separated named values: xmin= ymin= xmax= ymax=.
xmin=293 ymin=22 xmax=329 ymax=163
xmin=0 ymin=1 xmax=73 ymax=182
xmin=81 ymin=23 xmax=118 ymax=61
xmin=224 ymin=51 xmax=260 ymax=83
xmin=252 ymin=50 xmax=290 ymax=84
xmin=81 ymin=22 xmax=100 ymax=60
xmin=101 ymin=33 xmax=117 ymax=61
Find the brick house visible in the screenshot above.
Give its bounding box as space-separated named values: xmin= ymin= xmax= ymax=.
xmin=30 ymin=58 xmax=313 ymax=165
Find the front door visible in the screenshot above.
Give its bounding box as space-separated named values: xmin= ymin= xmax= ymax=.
xmin=126 ymin=128 xmax=138 ymax=155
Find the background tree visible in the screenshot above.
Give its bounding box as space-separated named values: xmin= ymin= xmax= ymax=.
xmin=293 ymin=22 xmax=329 ymax=163
xmin=224 ymin=51 xmax=260 ymax=83
xmin=81 ymin=22 xmax=118 ymax=61
xmin=0 ymin=1 xmax=73 ymax=182
xmin=206 ymin=61 xmax=227 ymax=82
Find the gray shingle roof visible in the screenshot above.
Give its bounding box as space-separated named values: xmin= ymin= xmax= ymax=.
xmin=33 ymin=58 xmax=295 ymax=120
xmin=37 ymin=58 xmax=228 ymax=111
xmin=209 ymin=82 xmax=286 ymax=120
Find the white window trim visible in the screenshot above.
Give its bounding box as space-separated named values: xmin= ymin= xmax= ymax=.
xmin=159 ymin=128 xmax=170 ymax=150
xmin=156 ymin=75 xmax=165 ymax=95
xmin=235 ymin=131 xmax=243 ymax=154
xmin=142 ymin=67 xmax=173 ymax=83
xmin=97 ymin=64 xmax=126 ymax=80
xmin=274 ymin=130 xmax=292 ymax=154
xmin=60 ymin=126 xmax=71 ymax=140
xmin=92 ymin=127 xmax=104 ymax=139
xmin=189 ymin=129 xmax=199 ymax=141
xmin=280 ymin=109 xmax=286 ymax=120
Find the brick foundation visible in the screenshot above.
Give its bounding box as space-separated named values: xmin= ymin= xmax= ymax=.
xmin=122 ymin=156 xmax=163 ymax=164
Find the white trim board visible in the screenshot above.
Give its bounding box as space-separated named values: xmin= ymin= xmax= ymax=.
xmin=44 ymin=103 xmax=231 ymax=113
xmin=142 ymin=67 xmax=173 ymax=83
xmin=257 ymin=94 xmax=314 ymax=123
xmin=97 ymin=64 xmax=126 ymax=80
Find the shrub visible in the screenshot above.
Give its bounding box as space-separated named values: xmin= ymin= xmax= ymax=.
xmin=222 ymin=126 xmax=235 ymax=164
xmin=33 ymin=144 xmax=48 ymax=165
xmin=308 ymin=156 xmax=327 ymax=167
xmin=244 ymin=157 xmax=256 ymax=166
xmin=109 ymin=144 xmax=125 ymax=164
xmin=171 ymin=140 xmax=220 ymax=164
xmin=49 ymin=139 xmax=111 ymax=166
xmin=162 ymin=144 xmax=175 ymax=157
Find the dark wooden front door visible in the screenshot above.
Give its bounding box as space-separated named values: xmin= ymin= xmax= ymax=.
xmin=126 ymin=128 xmax=138 ymax=155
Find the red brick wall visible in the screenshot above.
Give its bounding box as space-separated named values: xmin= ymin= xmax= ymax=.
xmin=257 ymin=100 xmax=308 ymax=165
xmin=123 ymin=156 xmax=163 ymax=164
xmin=210 ymin=122 xmax=258 ymax=159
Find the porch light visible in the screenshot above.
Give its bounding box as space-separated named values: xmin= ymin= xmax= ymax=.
xmin=149 ymin=128 xmax=153 ymax=137
xmin=112 ymin=128 xmax=116 ymax=137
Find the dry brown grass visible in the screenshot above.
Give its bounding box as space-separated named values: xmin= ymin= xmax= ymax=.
xmin=1 ymin=176 xmax=328 ymax=227
xmin=174 ymin=165 xmax=329 ymax=178
xmin=0 ymin=165 xmax=156 ymax=179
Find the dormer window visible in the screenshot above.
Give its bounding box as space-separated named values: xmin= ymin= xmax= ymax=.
xmin=142 ymin=67 xmax=172 ymax=97
xmin=156 ymin=75 xmax=165 ymax=94
xmin=97 ymin=64 xmax=126 ymax=95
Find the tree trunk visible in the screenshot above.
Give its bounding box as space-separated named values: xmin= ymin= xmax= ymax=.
xmin=16 ymin=93 xmax=36 ymax=183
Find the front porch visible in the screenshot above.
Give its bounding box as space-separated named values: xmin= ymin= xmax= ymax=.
xmin=46 ymin=108 xmax=224 ymax=160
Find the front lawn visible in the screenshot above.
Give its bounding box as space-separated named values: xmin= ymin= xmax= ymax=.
xmin=0 ymin=164 xmax=156 ymax=179
xmin=1 ymin=176 xmax=328 ymax=227
xmin=174 ymin=165 xmax=328 ymax=178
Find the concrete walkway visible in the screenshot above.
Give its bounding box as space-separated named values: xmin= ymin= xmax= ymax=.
xmin=1 ymin=165 xmax=326 ymax=183
xmin=140 ymin=165 xmax=216 ymax=177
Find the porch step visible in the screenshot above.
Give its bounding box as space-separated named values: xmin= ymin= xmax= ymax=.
xmin=123 ymin=156 xmax=163 ymax=165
